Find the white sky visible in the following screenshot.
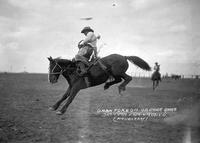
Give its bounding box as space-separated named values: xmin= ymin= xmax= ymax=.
xmin=0 ymin=0 xmax=199 ymax=75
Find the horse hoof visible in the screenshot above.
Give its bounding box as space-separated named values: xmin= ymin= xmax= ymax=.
xmin=118 ymin=86 xmax=125 ymax=93
xmin=118 ymin=89 xmax=123 ymax=95
xmin=56 ymin=111 xmax=64 ymax=115
xmin=48 ymin=107 xmax=56 ymax=111
xmin=104 ymin=85 xmax=109 ymax=90
xmin=119 ymin=92 xmax=123 ymax=96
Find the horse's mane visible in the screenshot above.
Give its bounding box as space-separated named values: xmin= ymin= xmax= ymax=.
xmin=54 ymin=57 xmax=75 ymax=67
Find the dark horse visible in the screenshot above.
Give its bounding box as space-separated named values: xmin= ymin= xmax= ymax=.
xmin=48 ymin=54 xmax=151 ymax=115
xmin=151 ymin=71 xmax=161 ymax=90
xmin=171 ymin=74 xmax=181 ymax=80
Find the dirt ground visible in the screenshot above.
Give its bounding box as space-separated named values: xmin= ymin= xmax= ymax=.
xmin=0 ymin=73 xmax=200 ymax=143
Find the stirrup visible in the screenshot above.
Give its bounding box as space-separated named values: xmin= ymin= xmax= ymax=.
xmin=98 ymin=60 xmax=107 ymax=70
xmin=84 ymin=77 xmax=91 ymax=87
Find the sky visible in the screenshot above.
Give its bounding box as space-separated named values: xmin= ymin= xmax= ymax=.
xmin=0 ymin=0 xmax=199 ymax=76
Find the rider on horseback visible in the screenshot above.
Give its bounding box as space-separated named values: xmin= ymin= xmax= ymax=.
xmin=75 ymin=26 xmax=100 ymax=75
xmin=152 ymin=62 xmax=161 ymax=81
xmin=154 ymin=62 xmax=160 ymax=72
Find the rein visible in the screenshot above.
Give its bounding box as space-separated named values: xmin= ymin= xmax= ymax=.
xmin=49 ymin=62 xmax=75 ymax=75
xmin=49 ymin=63 xmax=65 ymax=75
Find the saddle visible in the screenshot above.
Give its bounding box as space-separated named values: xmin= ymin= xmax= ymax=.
xmin=87 ymin=57 xmax=107 ymax=71
xmin=75 ymin=41 xmax=108 ymax=76
xmin=74 ymin=56 xmax=108 ymax=76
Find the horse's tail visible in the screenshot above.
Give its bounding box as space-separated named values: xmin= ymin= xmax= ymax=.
xmin=125 ymin=56 xmax=151 ymax=71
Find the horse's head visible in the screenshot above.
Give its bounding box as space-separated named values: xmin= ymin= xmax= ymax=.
xmin=47 ymin=56 xmax=63 ymax=84
xmin=47 ymin=56 xmax=76 ymax=84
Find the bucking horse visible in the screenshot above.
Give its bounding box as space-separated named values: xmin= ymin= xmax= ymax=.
xmin=48 ymin=54 xmax=151 ymax=115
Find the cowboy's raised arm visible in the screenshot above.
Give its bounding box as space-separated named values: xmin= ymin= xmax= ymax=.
xmin=93 ymin=47 xmax=97 ymax=58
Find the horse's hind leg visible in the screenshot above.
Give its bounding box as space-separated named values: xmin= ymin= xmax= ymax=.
xmin=104 ymin=76 xmax=122 ymax=90
xmin=118 ymin=73 xmax=132 ymax=94
xmin=156 ymin=80 xmax=159 ymax=87
xmin=49 ymin=87 xmax=71 ymax=111
xmin=153 ymin=81 xmax=155 ymax=90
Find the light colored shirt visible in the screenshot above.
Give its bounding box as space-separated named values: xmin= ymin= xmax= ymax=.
xmin=82 ymin=32 xmax=98 ymax=48
xmin=81 ymin=32 xmax=99 ymax=57
xmin=154 ymin=65 xmax=160 ymax=72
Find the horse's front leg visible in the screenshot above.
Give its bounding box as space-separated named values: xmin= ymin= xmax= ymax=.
xmin=56 ymin=84 xmax=81 ymax=115
xmin=49 ymin=86 xmax=71 ymax=111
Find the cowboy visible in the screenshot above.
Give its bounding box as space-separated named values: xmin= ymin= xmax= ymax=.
xmin=152 ymin=62 xmax=161 ymax=81
xmin=154 ymin=62 xmax=160 ymax=72
xmin=75 ymin=26 xmax=100 ymax=75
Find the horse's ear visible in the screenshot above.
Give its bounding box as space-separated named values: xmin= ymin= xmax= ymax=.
xmin=47 ymin=56 xmax=53 ymax=61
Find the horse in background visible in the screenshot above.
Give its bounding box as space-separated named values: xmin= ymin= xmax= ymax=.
xmin=171 ymin=74 xmax=181 ymax=80
xmin=48 ymin=54 xmax=151 ymax=115
xmin=151 ymin=71 xmax=161 ymax=90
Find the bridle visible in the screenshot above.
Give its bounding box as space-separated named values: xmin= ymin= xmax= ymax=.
xmin=49 ymin=62 xmax=66 ymax=75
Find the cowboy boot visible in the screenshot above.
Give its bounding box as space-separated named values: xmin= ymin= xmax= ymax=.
xmin=84 ymin=77 xmax=91 ymax=87
xmin=78 ymin=62 xmax=87 ymax=75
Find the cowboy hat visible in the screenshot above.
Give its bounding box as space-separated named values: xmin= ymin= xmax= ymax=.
xmin=81 ymin=26 xmax=94 ymax=33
